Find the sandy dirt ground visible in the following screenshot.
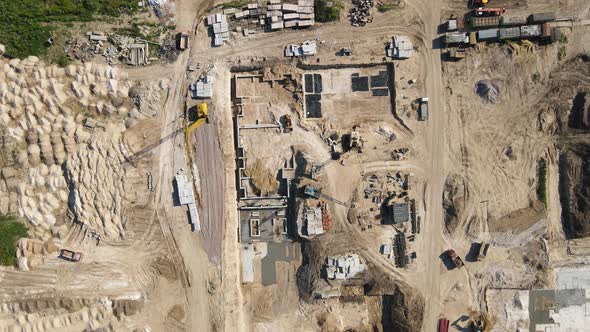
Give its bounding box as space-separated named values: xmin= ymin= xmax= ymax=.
xmin=2 ymin=0 xmax=590 ymax=331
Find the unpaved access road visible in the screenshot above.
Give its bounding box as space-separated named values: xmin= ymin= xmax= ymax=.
xmin=404 ymin=0 xmax=454 ymax=330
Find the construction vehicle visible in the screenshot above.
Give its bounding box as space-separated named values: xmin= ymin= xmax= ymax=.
xmin=284 ymin=114 xmax=293 ymax=132
xmin=349 ymin=130 xmax=364 ymax=152
xmin=177 ymin=32 xmax=190 ymax=51
xmin=474 ymin=7 xmax=506 ymax=16
xmin=338 ymin=47 xmax=353 ymax=56
xmin=59 ymin=249 xmax=83 ymax=262
xmin=438 ymin=318 xmax=450 ymax=332
xmin=310 ymin=158 xmax=332 ymax=179
xmin=186 ymin=103 xmax=209 ymax=134
xmin=447 ymin=48 xmax=467 ymax=61
xmin=418 ymin=97 xmax=429 ymax=121
xmin=475 ymin=242 xmax=490 ymax=261
xmin=303 ymin=185 xmax=347 ymax=207
xmin=447 ymin=249 xmax=465 ymax=268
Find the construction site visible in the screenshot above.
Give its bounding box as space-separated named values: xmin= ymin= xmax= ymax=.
xmin=0 ymin=0 xmax=589 ymax=331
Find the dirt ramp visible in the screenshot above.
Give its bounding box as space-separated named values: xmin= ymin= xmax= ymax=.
xmin=443 ymin=174 xmax=467 ymax=235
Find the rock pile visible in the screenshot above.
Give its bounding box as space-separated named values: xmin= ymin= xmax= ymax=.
xmin=0 ymin=58 xmax=167 ymax=241
xmin=349 ymin=0 xmax=374 ymax=27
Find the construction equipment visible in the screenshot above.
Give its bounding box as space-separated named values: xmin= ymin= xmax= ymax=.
xmin=448 ymin=48 xmax=467 ymax=60
xmin=186 ymin=103 xmax=209 ymax=134
xmin=59 ymin=249 xmax=83 ymax=262
xmin=310 ymin=158 xmax=335 ymax=179
xmin=338 ymin=47 xmax=353 ymax=56
xmin=284 ymin=114 xmax=293 ymax=132
xmin=303 ymin=185 xmax=347 ymax=207
xmin=349 ymin=130 xmax=364 ymax=152
xmin=177 ymin=32 xmax=190 ymax=50
xmin=475 ymin=242 xmax=490 ymax=261
xmin=474 ymin=7 xmax=506 ymax=16
xmin=447 ymin=249 xmax=465 ymax=268
xmin=418 ymin=97 xmax=429 ymax=121
xmin=438 ymin=318 xmax=450 ymax=332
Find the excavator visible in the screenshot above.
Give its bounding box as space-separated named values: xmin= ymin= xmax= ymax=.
xmin=186 ymin=103 xmax=209 ymax=134
xmin=183 ymin=102 xmax=209 ymax=179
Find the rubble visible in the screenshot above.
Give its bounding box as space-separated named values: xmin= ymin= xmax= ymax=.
xmin=349 ymin=0 xmax=374 ymax=27
xmin=148 ymin=0 xmax=169 ymax=17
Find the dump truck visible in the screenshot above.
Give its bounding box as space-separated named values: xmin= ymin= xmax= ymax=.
xmin=448 ymin=48 xmax=467 ymax=60
xmin=448 ymin=249 xmax=464 ymax=268
xmin=438 ymin=318 xmax=450 ymax=332
xmin=59 ymin=249 xmax=83 ymax=262
xmin=177 ymin=32 xmax=190 ymax=51
xmin=418 ymin=97 xmax=428 ymax=121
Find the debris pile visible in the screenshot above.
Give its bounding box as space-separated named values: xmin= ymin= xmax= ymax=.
xmin=64 ymin=32 xmax=154 ymax=66
xmin=0 ymin=58 xmax=168 ymax=241
xmin=158 ymin=35 xmax=179 ymax=63
xmin=349 ymin=0 xmax=374 ymax=27
xmin=474 ymin=79 xmax=502 ymax=104
xmin=64 ymin=37 xmax=95 ymax=63
xmin=148 ymin=0 xmax=169 ymax=17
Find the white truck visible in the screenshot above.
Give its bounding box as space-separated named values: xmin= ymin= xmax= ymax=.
xmin=419 ymin=97 xmax=429 ymax=121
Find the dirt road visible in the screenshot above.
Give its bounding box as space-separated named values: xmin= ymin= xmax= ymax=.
xmin=405 ymin=0 xmax=450 ymax=330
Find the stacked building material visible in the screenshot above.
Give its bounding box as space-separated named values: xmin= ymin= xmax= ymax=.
xmin=387 ymin=35 xmax=413 ymax=59
xmin=127 ymin=42 xmax=149 ymax=66
xmin=323 ymin=254 xmax=366 ymax=280
xmin=189 ymin=76 xmax=213 ymax=99
xmin=284 ymin=40 xmax=317 ymax=57
xmin=206 ymin=14 xmax=229 ymax=46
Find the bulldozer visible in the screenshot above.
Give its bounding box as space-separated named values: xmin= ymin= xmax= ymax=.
xmin=186 ymin=103 xmax=209 ymax=134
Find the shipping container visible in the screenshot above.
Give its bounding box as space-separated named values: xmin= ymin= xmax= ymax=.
xmin=470 ymin=16 xmax=500 ymax=28
xmin=528 ymin=12 xmax=556 ymax=23
xmin=520 ymin=25 xmax=542 ymax=38
xmin=500 ymin=16 xmax=527 ymax=26
xmin=542 ymin=23 xmax=552 ymax=38
xmin=499 ymin=27 xmax=521 ymax=39
xmin=442 ymin=32 xmax=469 ymax=45
xmin=477 ymin=28 xmax=498 ymax=41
